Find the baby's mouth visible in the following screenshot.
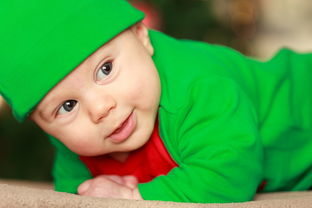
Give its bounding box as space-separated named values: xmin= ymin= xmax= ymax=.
xmin=107 ymin=112 xmax=136 ymax=143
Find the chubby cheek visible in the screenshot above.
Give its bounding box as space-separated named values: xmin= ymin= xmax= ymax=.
xmin=54 ymin=124 xmax=103 ymax=156
xmin=121 ymin=69 xmax=160 ymax=110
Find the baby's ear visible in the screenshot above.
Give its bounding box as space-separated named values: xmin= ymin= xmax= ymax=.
xmin=131 ymin=22 xmax=154 ymax=56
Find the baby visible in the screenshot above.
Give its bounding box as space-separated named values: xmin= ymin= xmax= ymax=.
xmin=1 ymin=0 xmax=312 ymax=203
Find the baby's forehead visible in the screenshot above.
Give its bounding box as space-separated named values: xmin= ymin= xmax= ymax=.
xmin=81 ymin=31 xmax=123 ymax=63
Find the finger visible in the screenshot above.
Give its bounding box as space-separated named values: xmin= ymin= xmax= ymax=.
xmin=78 ymin=178 xmax=132 ymax=199
xmin=77 ymin=180 xmax=91 ymax=195
xmin=104 ymin=175 xmax=125 ymax=185
xmin=122 ymin=175 xmax=138 ymax=189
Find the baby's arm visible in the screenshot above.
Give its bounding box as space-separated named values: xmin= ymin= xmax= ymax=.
xmin=78 ymin=175 xmax=142 ymax=200
xmin=49 ymin=136 xmax=93 ymax=193
xmin=137 ymin=77 xmax=263 ymax=202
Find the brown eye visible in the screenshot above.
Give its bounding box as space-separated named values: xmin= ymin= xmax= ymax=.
xmin=96 ymin=62 xmax=112 ymax=81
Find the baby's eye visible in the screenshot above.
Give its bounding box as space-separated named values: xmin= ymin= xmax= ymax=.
xmin=95 ymin=62 xmax=113 ymax=81
xmin=57 ymin=100 xmax=77 ymax=115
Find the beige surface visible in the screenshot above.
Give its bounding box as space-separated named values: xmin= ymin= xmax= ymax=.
xmin=0 ymin=180 xmax=312 ymax=208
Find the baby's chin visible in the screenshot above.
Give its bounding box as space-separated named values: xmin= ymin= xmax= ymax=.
xmin=113 ymin=133 xmax=151 ymax=153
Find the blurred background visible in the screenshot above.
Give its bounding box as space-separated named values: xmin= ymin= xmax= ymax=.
xmin=1 ymin=0 xmax=312 ymax=183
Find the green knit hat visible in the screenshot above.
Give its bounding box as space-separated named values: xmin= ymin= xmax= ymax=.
xmin=0 ymin=0 xmax=144 ymax=122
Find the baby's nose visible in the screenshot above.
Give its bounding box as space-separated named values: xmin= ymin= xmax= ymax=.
xmin=86 ymin=93 xmax=116 ymax=123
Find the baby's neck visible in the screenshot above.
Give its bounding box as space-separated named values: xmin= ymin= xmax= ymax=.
xmin=109 ymin=152 xmax=130 ymax=163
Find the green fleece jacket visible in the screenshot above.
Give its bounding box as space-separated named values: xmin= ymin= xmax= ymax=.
xmin=49 ymin=30 xmax=312 ymax=203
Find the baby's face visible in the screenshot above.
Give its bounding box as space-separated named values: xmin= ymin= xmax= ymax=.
xmin=31 ymin=23 xmax=160 ymax=157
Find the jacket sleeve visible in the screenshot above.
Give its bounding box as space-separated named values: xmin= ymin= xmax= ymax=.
xmin=138 ymin=76 xmax=264 ymax=203
xmin=48 ymin=136 xmax=92 ymax=193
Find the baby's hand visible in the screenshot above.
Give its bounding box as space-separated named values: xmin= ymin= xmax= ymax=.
xmin=77 ymin=175 xmax=142 ymax=200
